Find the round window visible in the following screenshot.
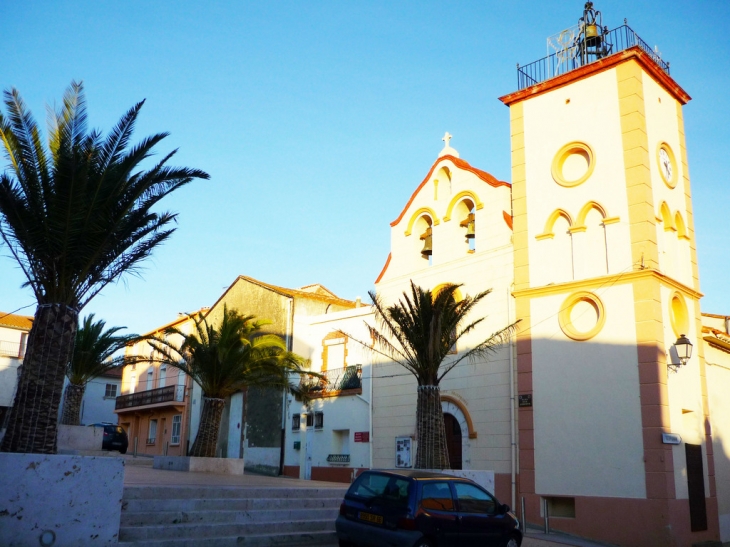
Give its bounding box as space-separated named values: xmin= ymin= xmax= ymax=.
xmin=558 ymin=292 xmax=606 ymax=341
xmin=551 ymin=142 xmax=595 ymax=187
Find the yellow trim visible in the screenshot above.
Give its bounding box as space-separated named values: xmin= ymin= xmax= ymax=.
xmin=535 ymin=233 xmax=554 ymax=241
xmin=404 ymin=208 xmax=440 ymax=236
xmin=538 ymin=209 xmax=573 ymax=239
xmin=575 ymin=201 xmax=608 ymax=227
xmin=674 ymin=212 xmax=687 ymax=239
xmin=551 ymin=141 xmax=595 ymax=187
xmin=659 ymin=201 xmax=674 ymax=230
xmin=440 ymin=395 xmax=478 ymax=439
xmin=558 ymin=291 xmax=606 ymax=341
xmin=512 ymin=268 xmax=703 ymax=300
xmin=676 ymin=101 xmax=700 ymax=291
xmin=617 ymin=62 xmax=659 ymax=270
xmin=669 ymin=291 xmax=689 ymax=338
xmin=568 ymin=226 xmax=587 ymax=233
xmin=656 ymin=141 xmax=678 ymax=189
xmin=443 ymin=191 xmax=484 ymax=222
xmin=510 ymin=102 xmax=530 ymax=290
xmin=603 ymin=216 xmax=621 ymax=225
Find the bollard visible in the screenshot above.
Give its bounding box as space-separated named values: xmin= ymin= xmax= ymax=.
xmin=544 ymin=498 xmax=550 ymax=534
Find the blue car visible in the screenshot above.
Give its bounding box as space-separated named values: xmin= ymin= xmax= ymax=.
xmin=336 ymin=469 xmax=522 ymax=547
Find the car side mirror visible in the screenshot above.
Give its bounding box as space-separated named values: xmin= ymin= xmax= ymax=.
xmin=500 ymin=503 xmax=510 ymax=514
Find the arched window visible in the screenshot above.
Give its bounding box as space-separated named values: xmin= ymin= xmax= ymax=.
xmin=416 ymin=215 xmax=433 ymax=264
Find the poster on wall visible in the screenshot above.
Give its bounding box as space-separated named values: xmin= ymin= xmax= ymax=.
xmin=395 ymin=436 xmax=412 ymax=468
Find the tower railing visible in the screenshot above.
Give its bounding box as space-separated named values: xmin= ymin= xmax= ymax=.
xmin=517 ymin=24 xmax=669 ymax=90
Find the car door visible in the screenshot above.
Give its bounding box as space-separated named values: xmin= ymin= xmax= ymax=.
xmin=453 ymin=481 xmax=508 ymax=547
xmin=417 ymin=481 xmax=459 ymax=547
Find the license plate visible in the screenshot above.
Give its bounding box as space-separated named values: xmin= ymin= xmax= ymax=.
xmin=358 ymin=511 xmax=383 ymax=525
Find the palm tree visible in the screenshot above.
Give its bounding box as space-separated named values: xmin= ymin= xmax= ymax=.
xmin=350 ymin=282 xmax=518 ymax=469
xmin=61 ymin=314 xmax=144 ymax=426
xmin=0 ymin=82 xmax=208 ymax=454
xmin=150 ymin=306 xmax=313 ymax=458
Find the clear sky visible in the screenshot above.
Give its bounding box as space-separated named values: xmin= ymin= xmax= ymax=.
xmin=1 ymin=1 xmax=729 ymax=336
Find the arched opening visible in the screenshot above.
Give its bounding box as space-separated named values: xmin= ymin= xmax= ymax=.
xmin=443 ymin=412 xmax=463 ymax=470
xmin=415 ymin=215 xmax=433 ymax=265
xmin=456 ymin=198 xmax=476 ymax=252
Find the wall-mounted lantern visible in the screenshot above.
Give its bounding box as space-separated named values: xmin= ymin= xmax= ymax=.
xmin=669 ymin=334 xmax=693 ymax=373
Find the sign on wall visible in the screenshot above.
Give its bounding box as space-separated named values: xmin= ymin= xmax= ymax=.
xmin=354 ymin=431 xmax=370 ymax=442
xmin=395 ymin=436 xmax=412 ymax=468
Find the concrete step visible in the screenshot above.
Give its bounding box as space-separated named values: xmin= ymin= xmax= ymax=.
xmin=117 ymin=530 xmax=338 ymax=546
xmin=121 ymin=507 xmax=339 ymax=526
xmin=123 ymin=495 xmax=342 ymax=513
xmin=123 ymin=485 xmax=347 ymax=500
xmin=118 ymin=518 xmax=336 ymax=542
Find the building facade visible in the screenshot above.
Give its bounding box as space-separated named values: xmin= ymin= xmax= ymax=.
xmin=0 ymin=312 xmax=31 ymax=433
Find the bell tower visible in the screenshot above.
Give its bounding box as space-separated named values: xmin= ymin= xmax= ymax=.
xmin=500 ymin=3 xmax=719 ymax=545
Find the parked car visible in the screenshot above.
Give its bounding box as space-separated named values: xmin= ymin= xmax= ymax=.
xmin=88 ymin=422 xmax=128 ymax=454
xmin=336 ymin=469 xmax=522 ymax=547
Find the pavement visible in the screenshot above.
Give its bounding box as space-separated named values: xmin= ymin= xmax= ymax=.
xmin=122 ymin=462 xmax=616 ymax=547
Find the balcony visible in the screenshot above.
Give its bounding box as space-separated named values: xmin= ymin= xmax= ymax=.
xmin=115 ymin=385 xmax=185 ymax=411
xmin=301 ymin=365 xmax=362 ymax=398
xmin=516 ymin=24 xmax=669 ymax=91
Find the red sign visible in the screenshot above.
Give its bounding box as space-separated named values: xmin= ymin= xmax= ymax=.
xmin=354 ymin=431 xmax=370 ymax=443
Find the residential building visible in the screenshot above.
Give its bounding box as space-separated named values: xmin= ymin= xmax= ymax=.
xmin=205 ymin=276 xmax=358 ymax=475
xmin=116 ymin=312 xmax=203 ymax=457
xmin=0 ymin=312 xmax=32 ymax=431
xmin=75 ymin=367 xmax=123 ymax=425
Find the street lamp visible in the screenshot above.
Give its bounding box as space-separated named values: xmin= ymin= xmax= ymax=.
xmin=669 ymin=334 xmax=693 ymax=372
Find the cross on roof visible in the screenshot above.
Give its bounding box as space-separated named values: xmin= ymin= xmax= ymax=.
xmin=442 ymin=132 xmax=453 ymax=147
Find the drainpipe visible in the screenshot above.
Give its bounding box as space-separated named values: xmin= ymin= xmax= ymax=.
xmin=369 ymin=360 xmax=373 ymax=470
xmin=280 ymin=297 xmax=295 ymax=475
xmin=508 ymin=287 xmax=516 ymax=510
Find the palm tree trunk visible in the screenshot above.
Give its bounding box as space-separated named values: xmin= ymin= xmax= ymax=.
xmin=189 ymin=397 xmax=225 ymax=458
xmin=0 ymin=304 xmax=78 ymax=454
xmin=61 ymin=382 xmax=86 ymax=426
xmin=415 ymin=384 xmax=450 ymax=470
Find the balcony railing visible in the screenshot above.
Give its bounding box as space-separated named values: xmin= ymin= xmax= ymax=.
xmin=516 ymin=24 xmax=669 ymax=91
xmin=0 ymin=340 xmax=25 ymax=359
xmin=115 ymin=385 xmax=185 ymax=410
xmin=327 ymin=454 xmax=351 ymax=464
xmin=301 ymin=365 xmax=362 ymax=398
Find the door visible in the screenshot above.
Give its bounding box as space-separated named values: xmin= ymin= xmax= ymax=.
xmin=454 ymin=482 xmax=508 ymax=546
xmin=418 ymin=481 xmax=460 ymax=546
xmin=685 ymin=443 xmax=708 ymax=531
xmin=444 ymin=413 xmax=462 ymax=470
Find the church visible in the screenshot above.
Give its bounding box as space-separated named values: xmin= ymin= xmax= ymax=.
xmin=120 ymin=4 xmax=730 ymax=546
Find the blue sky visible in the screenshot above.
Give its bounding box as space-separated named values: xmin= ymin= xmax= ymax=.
xmin=1 ymin=1 xmax=728 ymax=335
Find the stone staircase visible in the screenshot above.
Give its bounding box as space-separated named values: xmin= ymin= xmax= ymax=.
xmin=118 ymin=484 xmax=347 ymax=546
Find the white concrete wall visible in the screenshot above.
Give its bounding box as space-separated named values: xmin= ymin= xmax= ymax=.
xmin=0 ymin=453 xmax=124 ymax=546
xmin=530 ymin=284 xmax=646 ymax=498
xmin=0 ymin=356 xmax=20 ymax=408
xmin=522 ymin=68 xmax=633 ymax=286
xmin=79 ymin=377 xmax=120 ymax=425
xmin=287 ymin=306 xmax=374 ymax=473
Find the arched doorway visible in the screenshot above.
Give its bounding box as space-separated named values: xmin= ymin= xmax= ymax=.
xmin=443 ymin=413 xmax=462 ymax=470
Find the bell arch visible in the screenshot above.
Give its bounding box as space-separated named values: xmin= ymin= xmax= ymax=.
xmin=404 ymin=207 xmax=440 ymax=236
xmin=675 ymin=211 xmax=687 ymax=239
xmin=658 ymin=201 xmax=674 ymax=231
xmin=443 ymin=191 xmax=484 ymax=222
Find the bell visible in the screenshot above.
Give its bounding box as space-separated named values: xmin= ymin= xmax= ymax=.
xmin=460 ymin=213 xmax=475 ymax=239
xmin=584 ymin=24 xmax=602 ymax=47
xmin=420 ymin=227 xmax=433 ymax=256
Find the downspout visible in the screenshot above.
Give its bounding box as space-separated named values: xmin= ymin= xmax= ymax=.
xmin=508 ymin=286 xmax=516 ymax=510
xmin=369 ymin=359 xmax=373 ymax=470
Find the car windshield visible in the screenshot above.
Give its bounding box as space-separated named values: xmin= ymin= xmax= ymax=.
xmin=347 ymin=473 xmax=411 ymax=507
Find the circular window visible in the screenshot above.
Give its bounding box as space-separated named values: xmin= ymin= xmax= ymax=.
xmin=669 ymin=292 xmax=689 ymax=338
xmin=551 ymin=142 xmax=595 ymax=187
xmin=558 ymin=292 xmax=606 ymax=341
xmin=657 ymin=142 xmax=677 ymax=189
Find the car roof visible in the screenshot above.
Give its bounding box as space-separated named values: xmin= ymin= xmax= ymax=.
xmin=364 ymin=469 xmax=472 ymax=481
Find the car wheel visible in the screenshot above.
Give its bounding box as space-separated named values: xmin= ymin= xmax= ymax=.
xmin=119 ymin=447 xmax=127 ymax=454
xmin=413 ymin=539 xmax=433 ymax=547
xmin=505 ymin=534 xmax=521 ymax=547
xmin=338 ymin=540 xmax=354 ymax=547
